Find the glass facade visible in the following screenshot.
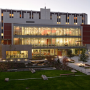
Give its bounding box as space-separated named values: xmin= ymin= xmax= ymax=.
xmin=14 ymin=38 xmax=81 ymax=46
xmin=32 ymin=49 xmax=69 ymax=56
xmin=14 ymin=26 xmax=81 ymax=36
xmin=13 ymin=26 xmax=82 ymax=47
xmin=12 ymin=25 xmax=82 ymax=57
xmin=6 ymin=51 xmax=28 ymax=59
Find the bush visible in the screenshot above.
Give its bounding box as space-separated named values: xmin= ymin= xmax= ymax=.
xmin=32 ymin=56 xmax=45 ymax=60
xmin=0 ymin=63 xmax=25 ymax=72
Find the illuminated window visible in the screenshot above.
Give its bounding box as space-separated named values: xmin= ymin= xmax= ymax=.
xmin=74 ymin=17 xmax=77 ymax=19
xmin=9 ymin=14 xmax=11 ymax=16
xmin=9 ymin=14 xmax=14 ymax=17
xmin=20 ymin=14 xmax=21 ymax=17
xmin=6 ymin=51 xmax=28 ymax=59
xmin=1 ymin=33 xmax=3 ymax=36
xmin=82 ymin=23 xmax=84 ymax=24
xmin=12 ymin=14 xmax=14 ymax=17
xmin=59 ymin=16 xmax=61 ymax=18
xmin=1 ymin=13 xmax=3 ymax=16
xmin=1 ymin=40 xmax=4 ymax=44
xmin=66 ymin=22 xmax=67 ymax=24
xmin=57 ymin=22 xmax=58 ymax=24
xmin=76 ymin=23 xmax=77 ymax=25
xmin=67 ymin=17 xmax=69 ymax=19
xmin=59 ymin=22 xmax=61 ymax=24
xmin=68 ymin=23 xmax=69 ymax=24
xmin=1 ymin=27 xmax=3 ymax=29
xmin=82 ymin=17 xmax=84 ymax=19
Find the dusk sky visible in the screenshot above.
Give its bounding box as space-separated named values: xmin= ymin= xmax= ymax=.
xmin=0 ymin=0 xmax=90 ymax=24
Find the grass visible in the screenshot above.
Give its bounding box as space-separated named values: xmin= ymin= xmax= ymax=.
xmin=0 ymin=70 xmax=85 ymax=79
xmin=0 ymin=70 xmax=89 ymax=90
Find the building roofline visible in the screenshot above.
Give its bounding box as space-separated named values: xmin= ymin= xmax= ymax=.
xmin=1 ymin=8 xmax=87 ymax=15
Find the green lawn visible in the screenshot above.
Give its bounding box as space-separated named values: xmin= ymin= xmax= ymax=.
xmin=0 ymin=70 xmax=89 ymax=90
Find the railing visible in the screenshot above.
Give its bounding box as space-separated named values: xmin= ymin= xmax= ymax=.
xmin=31 ymin=44 xmax=84 ymax=47
xmin=14 ymin=34 xmax=81 ymax=37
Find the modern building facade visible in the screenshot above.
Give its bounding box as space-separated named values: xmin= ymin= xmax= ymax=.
xmin=0 ymin=7 xmax=89 ymax=60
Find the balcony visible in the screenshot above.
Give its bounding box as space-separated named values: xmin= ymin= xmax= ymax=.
xmin=14 ymin=34 xmax=81 ymax=38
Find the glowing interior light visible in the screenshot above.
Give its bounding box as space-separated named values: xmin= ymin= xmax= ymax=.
xmin=10 ymin=59 xmax=13 ymax=61
xmin=17 ymin=59 xmax=20 ymax=61
xmin=25 ymin=59 xmax=27 ymax=61
xmin=60 ymin=40 xmax=62 ymax=43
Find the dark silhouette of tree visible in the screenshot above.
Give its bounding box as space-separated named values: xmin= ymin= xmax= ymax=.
xmin=67 ymin=49 xmax=72 ymax=58
xmin=62 ymin=57 xmax=68 ymax=69
xmin=79 ymin=49 xmax=88 ymax=63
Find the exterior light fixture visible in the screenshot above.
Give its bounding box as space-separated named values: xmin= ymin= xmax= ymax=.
xmin=17 ymin=59 xmax=20 ymax=61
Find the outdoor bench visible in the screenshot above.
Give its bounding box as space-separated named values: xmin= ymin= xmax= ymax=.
xmin=85 ymin=64 xmax=90 ymax=67
xmin=84 ymin=64 xmax=90 ymax=68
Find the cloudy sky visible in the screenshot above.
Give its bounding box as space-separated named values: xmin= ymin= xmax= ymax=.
xmin=0 ymin=0 xmax=90 ymax=24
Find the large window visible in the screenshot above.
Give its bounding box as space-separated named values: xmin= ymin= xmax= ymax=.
xmin=6 ymin=51 xmax=28 ymax=59
xmin=14 ymin=26 xmax=81 ymax=36
xmin=32 ymin=49 xmax=54 ymax=56
xmin=14 ymin=38 xmax=81 ymax=46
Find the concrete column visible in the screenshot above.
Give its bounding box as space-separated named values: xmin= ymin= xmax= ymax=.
xmin=51 ymin=38 xmax=52 ymax=46
xmin=58 ymin=12 xmax=59 ymax=24
xmin=75 ymin=13 xmax=76 ymax=23
xmin=67 ymin=13 xmax=68 ymax=23
xmin=83 ymin=14 xmax=84 ymax=24
xmin=54 ymin=49 xmax=55 ymax=55
xmin=38 ymin=39 xmax=39 ymax=46
xmin=11 ymin=9 xmax=12 ymax=18
xmin=38 ymin=27 xmax=39 ymax=35
xmin=40 ymin=49 xmax=41 ymax=56
xmin=21 ymin=10 xmax=22 ymax=18
xmin=31 ymin=10 xmax=32 ymax=19
xmin=12 ymin=24 xmax=13 ymax=45
xmin=26 ymin=11 xmax=27 ymax=19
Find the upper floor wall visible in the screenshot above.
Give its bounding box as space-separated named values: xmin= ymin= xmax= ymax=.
xmin=1 ymin=7 xmax=87 ymax=25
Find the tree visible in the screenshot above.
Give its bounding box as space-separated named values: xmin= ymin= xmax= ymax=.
xmin=46 ymin=56 xmax=54 ymax=63
xmin=78 ymin=49 xmax=89 ymax=63
xmin=67 ymin=49 xmax=72 ymax=58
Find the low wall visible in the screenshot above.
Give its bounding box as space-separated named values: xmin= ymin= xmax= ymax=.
xmin=2 ymin=45 xmax=32 ymax=59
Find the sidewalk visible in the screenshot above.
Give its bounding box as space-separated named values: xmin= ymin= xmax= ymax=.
xmin=67 ymin=56 xmax=90 ymax=75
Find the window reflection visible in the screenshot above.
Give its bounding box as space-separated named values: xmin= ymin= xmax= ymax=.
xmin=6 ymin=51 xmax=28 ymax=59
xmin=14 ymin=38 xmax=82 ymax=46
xmin=14 ymin=26 xmax=81 ymax=36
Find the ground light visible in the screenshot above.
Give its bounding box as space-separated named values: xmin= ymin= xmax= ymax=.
xmin=78 ymin=63 xmax=85 ymax=67
xmin=25 ymin=59 xmax=28 ymax=61
xmin=3 ymin=60 xmax=6 ymax=62
xmin=17 ymin=59 xmax=20 ymax=61
xmin=10 ymin=59 xmax=13 ymax=61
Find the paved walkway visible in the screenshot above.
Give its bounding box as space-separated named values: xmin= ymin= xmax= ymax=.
xmin=60 ymin=56 xmax=90 ymax=75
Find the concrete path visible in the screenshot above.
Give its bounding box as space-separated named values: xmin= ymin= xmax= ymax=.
xmin=60 ymin=56 xmax=90 ymax=75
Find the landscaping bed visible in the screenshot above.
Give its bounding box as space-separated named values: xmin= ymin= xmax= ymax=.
xmin=0 ymin=62 xmax=25 ymax=71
